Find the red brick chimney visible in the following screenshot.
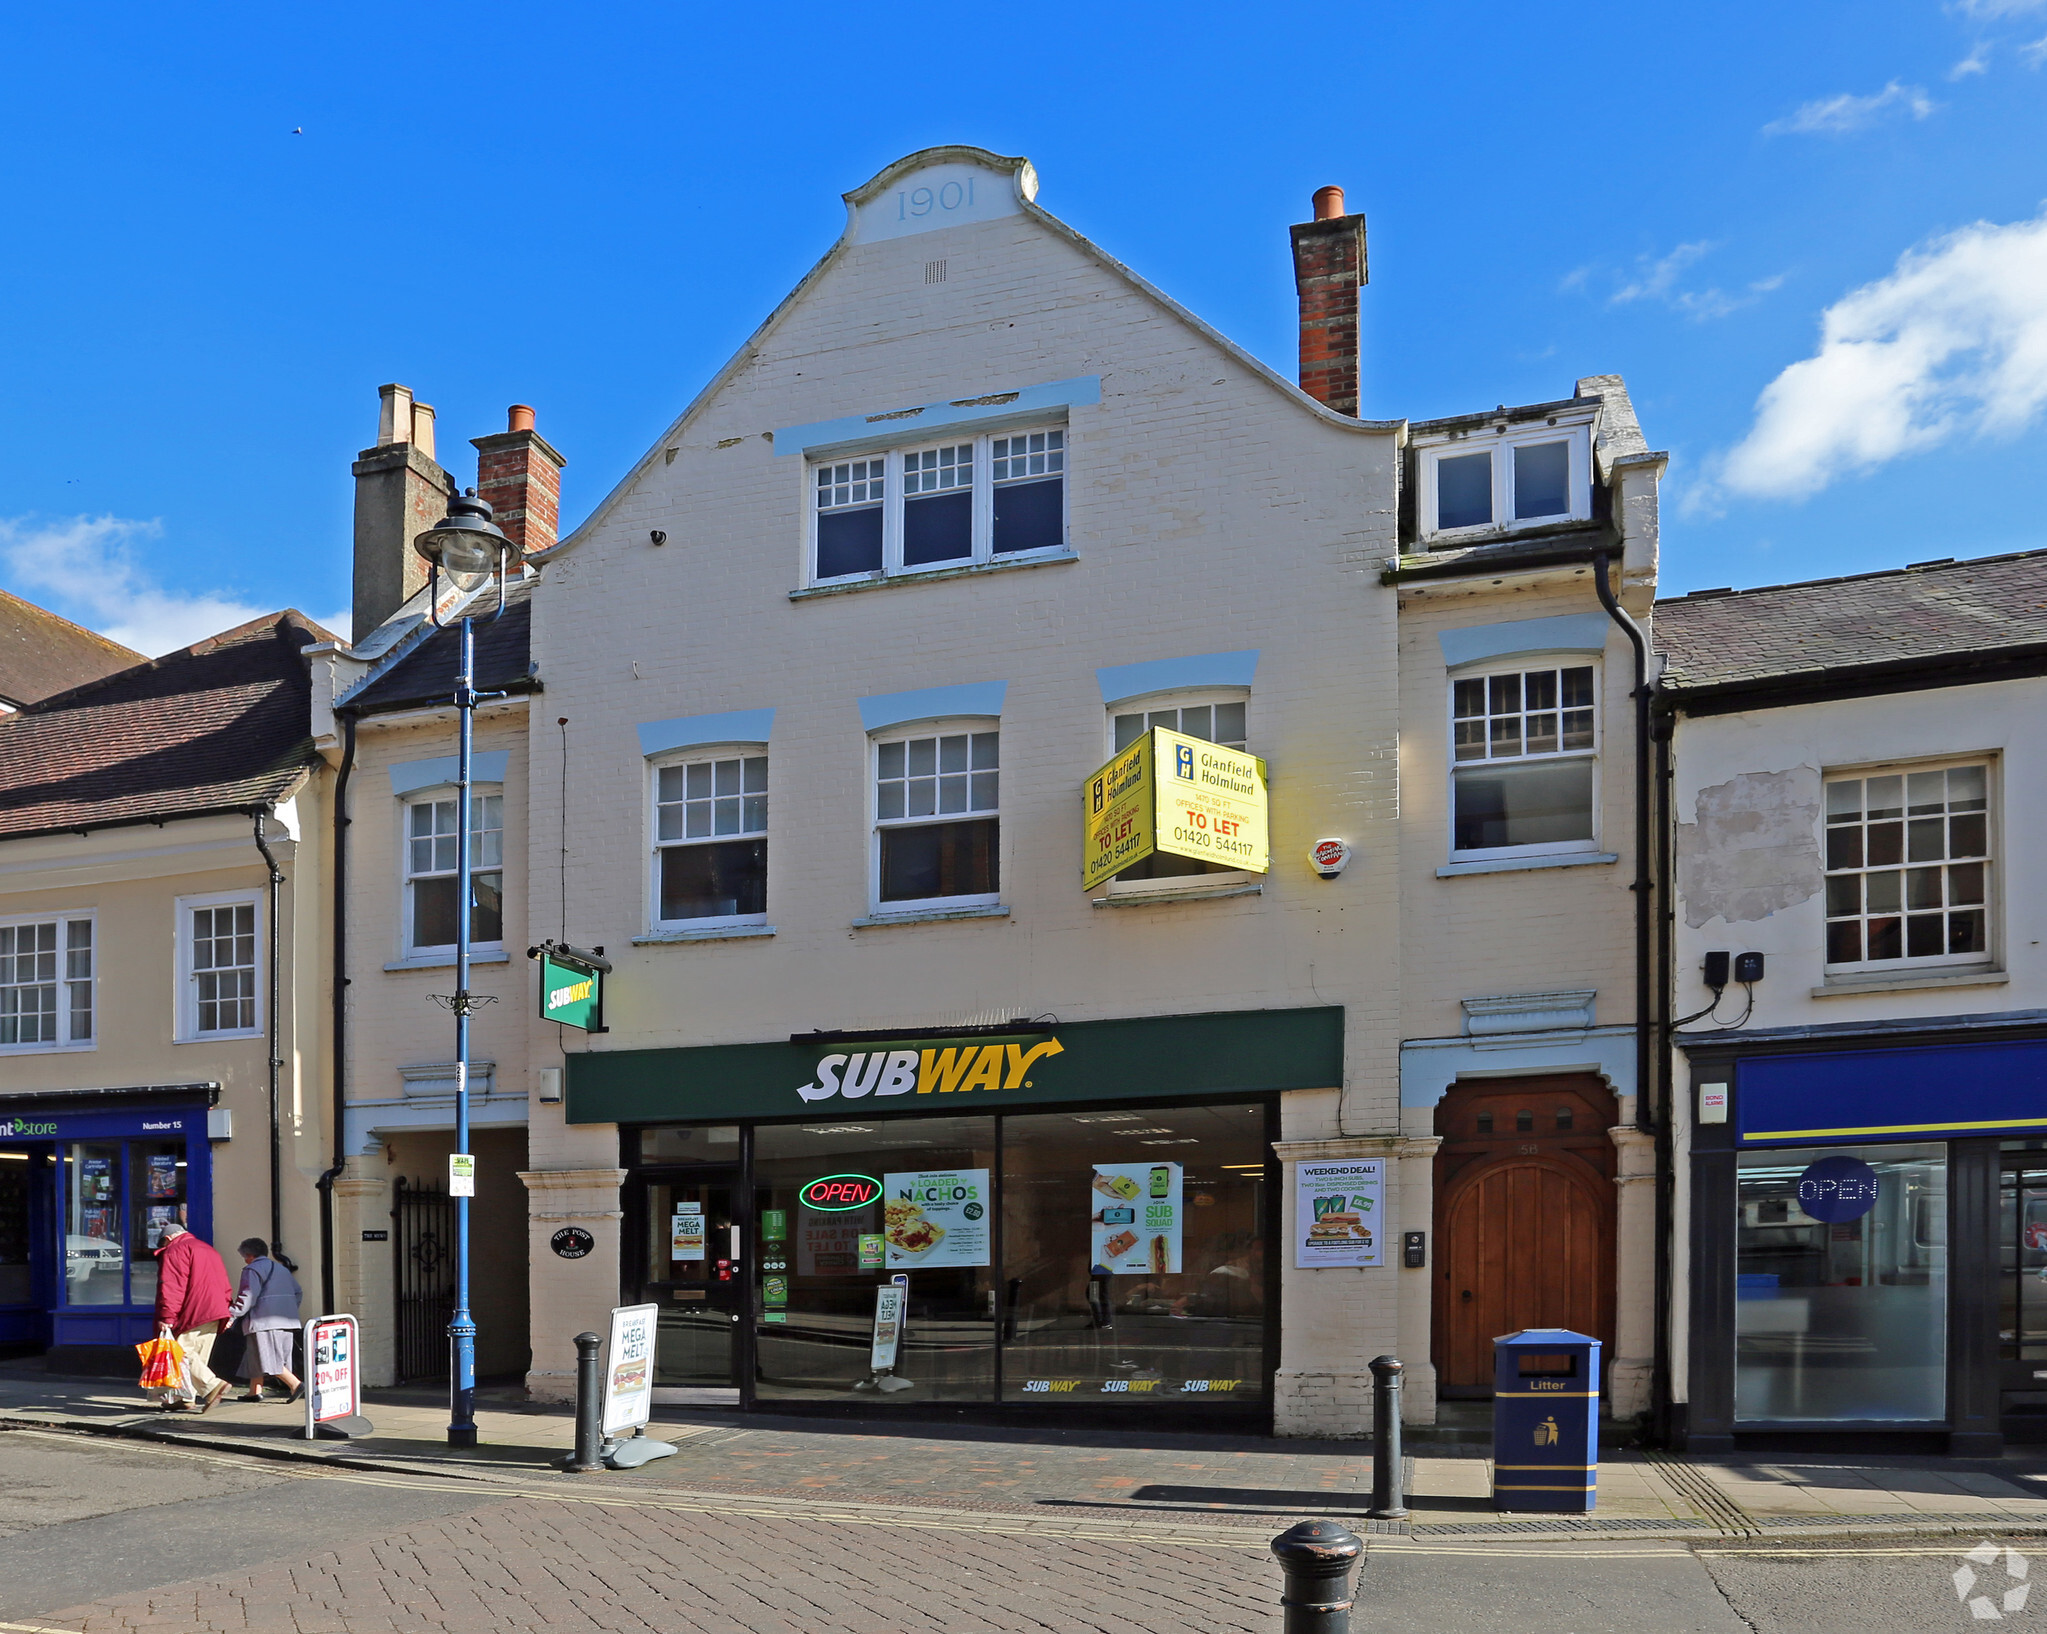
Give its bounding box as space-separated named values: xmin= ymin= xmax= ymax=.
xmin=471 ymin=405 xmax=566 ymax=556
xmin=1289 ymin=185 xmax=1368 ymax=417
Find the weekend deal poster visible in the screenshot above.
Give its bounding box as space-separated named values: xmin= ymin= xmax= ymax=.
xmin=1090 ymin=1162 xmax=1182 ymax=1274
xmin=1295 ymin=1158 xmax=1385 ymax=1268
xmin=882 ymin=1169 xmax=990 ymax=1268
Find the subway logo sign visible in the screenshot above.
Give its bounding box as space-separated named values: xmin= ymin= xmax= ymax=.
xmin=538 ymin=951 xmax=603 ymax=1031
xmin=797 ymin=1039 xmax=1065 ymax=1104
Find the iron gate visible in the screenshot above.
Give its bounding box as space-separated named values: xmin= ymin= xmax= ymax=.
xmin=393 ymin=1177 xmax=456 ymax=1383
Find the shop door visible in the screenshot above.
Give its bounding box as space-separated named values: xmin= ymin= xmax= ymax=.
xmin=633 ymin=1174 xmax=743 ymax=1392
xmin=0 ymin=1146 xmax=52 ymax=1348
xmin=1999 ymin=1156 xmax=2047 ymax=1430
xmin=1433 ymin=1076 xmax=1617 ymax=1397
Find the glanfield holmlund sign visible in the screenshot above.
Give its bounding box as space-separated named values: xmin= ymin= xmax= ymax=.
xmin=1082 ymin=725 xmax=1269 ymax=893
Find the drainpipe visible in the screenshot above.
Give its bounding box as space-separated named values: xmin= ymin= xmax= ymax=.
xmin=315 ymin=709 xmax=357 ymax=1316
xmin=1591 ymin=550 xmax=1653 ymax=1137
xmin=1593 ymin=548 xmax=1669 ymax=1441
xmin=251 ymin=808 xmax=286 ymax=1259
xmin=1650 ymin=707 xmax=1677 ymax=1445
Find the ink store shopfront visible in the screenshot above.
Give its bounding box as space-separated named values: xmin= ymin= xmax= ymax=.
xmin=564 ymin=1007 xmax=1342 ymax=1425
xmin=0 ymin=1092 xmax=217 ymax=1358
xmin=1683 ymin=1024 xmax=2047 ymax=1456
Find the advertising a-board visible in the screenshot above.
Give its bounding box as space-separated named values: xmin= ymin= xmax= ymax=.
xmin=602 ymin=1302 xmax=659 ymax=1438
xmin=303 ymin=1314 xmax=364 ymax=1437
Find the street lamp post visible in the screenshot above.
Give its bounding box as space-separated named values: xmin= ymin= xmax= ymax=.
xmin=412 ymin=488 xmax=518 ymax=1449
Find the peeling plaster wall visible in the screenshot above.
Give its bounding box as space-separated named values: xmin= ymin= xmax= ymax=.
xmin=1674 ymin=767 xmax=1822 ymax=929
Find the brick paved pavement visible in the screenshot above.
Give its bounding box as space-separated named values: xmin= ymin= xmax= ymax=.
xmin=48 ymin=1494 xmax=1277 ymax=1634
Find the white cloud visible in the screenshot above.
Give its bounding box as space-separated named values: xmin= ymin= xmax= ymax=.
xmin=1953 ymin=0 xmax=2045 ymax=16
xmin=1948 ymin=43 xmax=1992 ymax=77
xmin=0 ymin=513 xmax=347 ymax=658
xmin=1712 ymin=207 xmax=2047 ymax=501
xmin=1606 ymin=243 xmax=1785 ymax=322
xmin=2022 ymin=33 xmax=2047 ymax=65
xmin=1763 ymin=80 xmax=1936 ymax=136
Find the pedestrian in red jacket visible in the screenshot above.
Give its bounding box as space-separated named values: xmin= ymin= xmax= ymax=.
xmin=154 ymin=1223 xmax=233 ymax=1413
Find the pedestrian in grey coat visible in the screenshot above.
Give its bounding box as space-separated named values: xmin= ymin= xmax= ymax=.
xmin=226 ymin=1238 xmax=303 ymax=1403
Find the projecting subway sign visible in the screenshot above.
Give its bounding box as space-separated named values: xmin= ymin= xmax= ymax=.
xmin=538 ymin=952 xmax=603 ymax=1031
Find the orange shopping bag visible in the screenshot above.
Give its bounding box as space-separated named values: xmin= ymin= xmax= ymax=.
xmin=136 ymin=1335 xmax=185 ymax=1393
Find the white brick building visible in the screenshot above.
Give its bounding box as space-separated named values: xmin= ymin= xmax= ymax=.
xmin=319 ymin=146 xmax=1664 ymax=1435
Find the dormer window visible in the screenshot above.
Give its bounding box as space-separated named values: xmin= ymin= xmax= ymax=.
xmin=1417 ymin=417 xmax=1593 ymax=543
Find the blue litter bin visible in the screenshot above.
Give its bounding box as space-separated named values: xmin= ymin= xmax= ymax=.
xmin=1492 ymin=1328 xmax=1600 ymax=1513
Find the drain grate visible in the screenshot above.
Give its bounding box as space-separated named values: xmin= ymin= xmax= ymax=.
xmin=1415 ymin=1515 xmax=1714 ymax=1535
xmin=1645 ymin=1451 xmax=1761 ymax=1537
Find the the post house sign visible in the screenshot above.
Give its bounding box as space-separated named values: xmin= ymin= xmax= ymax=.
xmin=798 ymin=1038 xmax=1065 ymax=1103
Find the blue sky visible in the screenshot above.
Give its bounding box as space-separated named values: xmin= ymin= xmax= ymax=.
xmin=2 ymin=2 xmax=2044 ymax=654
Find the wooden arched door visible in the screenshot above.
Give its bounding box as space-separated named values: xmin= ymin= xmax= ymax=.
xmin=1433 ymin=1075 xmax=1616 ymax=1396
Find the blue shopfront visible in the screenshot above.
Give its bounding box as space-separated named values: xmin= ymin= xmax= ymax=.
xmin=1684 ymin=1022 xmax=2047 ymax=1456
xmin=0 ymin=1095 xmax=216 ymax=1357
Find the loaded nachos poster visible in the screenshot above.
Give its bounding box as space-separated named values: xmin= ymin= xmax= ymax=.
xmin=1295 ymin=1158 xmax=1384 ymax=1268
xmin=882 ymin=1169 xmax=990 ymax=1268
xmin=1090 ymin=1162 xmax=1182 ymax=1274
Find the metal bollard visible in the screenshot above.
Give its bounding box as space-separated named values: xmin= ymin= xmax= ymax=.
xmin=566 ymin=1331 xmax=604 ymax=1473
xmin=1270 ymin=1520 xmax=1363 ymax=1634
xmin=1367 ymin=1354 xmax=1409 ymax=1519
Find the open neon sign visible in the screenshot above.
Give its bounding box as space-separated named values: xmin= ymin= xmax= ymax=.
xmin=800 ymin=1173 xmax=881 ymax=1211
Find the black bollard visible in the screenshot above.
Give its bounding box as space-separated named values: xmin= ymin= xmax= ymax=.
xmin=565 ymin=1331 xmax=604 ymax=1473
xmin=1367 ymin=1354 xmax=1409 ymax=1519
xmin=1271 ymin=1519 xmax=1363 ymax=1634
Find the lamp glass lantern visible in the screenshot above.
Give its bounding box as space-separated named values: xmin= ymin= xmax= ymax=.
xmin=414 ymin=489 xmax=518 ymax=601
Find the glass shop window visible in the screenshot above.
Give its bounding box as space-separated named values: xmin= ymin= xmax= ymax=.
xmin=1000 ymin=1104 xmax=1267 ymax=1403
xmin=752 ymin=1116 xmax=997 ymax=1405
xmin=1735 ymin=1144 xmax=1946 ymax=1423
xmin=64 ymin=1142 xmax=126 ymax=1306
xmin=128 ymin=1142 xmax=187 ymax=1310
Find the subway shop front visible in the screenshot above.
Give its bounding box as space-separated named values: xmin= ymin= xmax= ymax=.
xmin=564 ymin=1007 xmax=1342 ymax=1425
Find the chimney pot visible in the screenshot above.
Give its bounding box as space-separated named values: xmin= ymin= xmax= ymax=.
xmin=376 ymin=383 xmax=414 ymax=447
xmin=1290 ymin=192 xmax=1368 ymax=418
xmin=354 ymin=384 xmax=452 ymax=642
xmin=473 ymin=406 xmax=565 ymax=558
xmin=410 ymin=402 xmax=438 ymax=461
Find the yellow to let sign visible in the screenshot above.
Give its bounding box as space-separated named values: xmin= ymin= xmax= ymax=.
xmin=1083 ymin=734 xmax=1156 ymax=892
xmin=1081 ymin=726 xmax=1269 ymax=893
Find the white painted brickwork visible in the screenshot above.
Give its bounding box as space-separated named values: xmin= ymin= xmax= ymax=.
xmin=326 ymin=151 xmax=1662 ymax=1434
xmin=530 ymin=163 xmax=1407 ymax=1434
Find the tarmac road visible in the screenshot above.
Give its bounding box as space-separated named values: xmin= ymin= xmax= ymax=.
xmin=0 ymin=1426 xmax=2033 ymax=1633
